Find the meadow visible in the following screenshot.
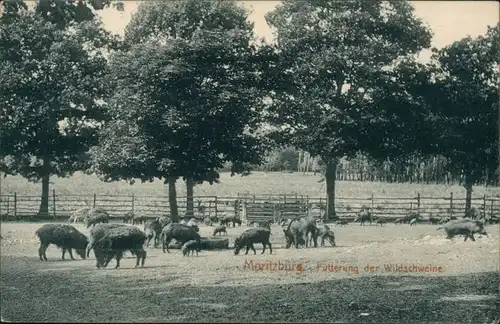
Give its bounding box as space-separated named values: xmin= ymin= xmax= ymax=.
xmin=3 ymin=171 xmax=499 ymax=198
xmin=2 ymin=171 xmax=499 ymax=220
xmin=1 ymin=221 xmax=499 ymax=323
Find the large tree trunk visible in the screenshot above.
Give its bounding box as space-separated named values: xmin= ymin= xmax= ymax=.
xmin=186 ymin=177 xmax=194 ymax=219
xmin=298 ymin=150 xmax=302 ymax=173
xmin=37 ymin=155 xmax=51 ymax=218
xmin=167 ymin=177 xmax=179 ymax=222
xmin=325 ymin=158 xmax=339 ymax=221
xmin=464 ymin=177 xmax=473 ymax=216
xmin=37 ymin=175 xmax=50 ymax=218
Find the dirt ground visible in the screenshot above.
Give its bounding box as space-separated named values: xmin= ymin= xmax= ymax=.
xmin=1 ymin=222 xmax=499 ymax=323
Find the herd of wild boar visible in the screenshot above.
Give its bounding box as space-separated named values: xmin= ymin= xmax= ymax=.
xmin=33 ymin=205 xmax=495 ymax=269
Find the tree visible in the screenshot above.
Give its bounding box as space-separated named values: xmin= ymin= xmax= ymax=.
xmin=263 ymin=0 xmax=432 ymax=219
xmin=0 ymin=1 xmax=120 ymax=217
xmin=425 ymin=24 xmax=499 ymax=213
xmin=89 ymin=0 xmax=267 ymax=220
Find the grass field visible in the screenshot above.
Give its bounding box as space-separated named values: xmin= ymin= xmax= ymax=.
xmin=3 ymin=171 xmax=499 ymax=198
xmin=3 ymin=171 xmax=500 ymax=219
xmin=1 ymin=221 xmax=499 ymax=323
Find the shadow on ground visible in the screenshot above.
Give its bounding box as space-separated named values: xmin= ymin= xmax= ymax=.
xmin=1 ymin=255 xmax=498 ymax=323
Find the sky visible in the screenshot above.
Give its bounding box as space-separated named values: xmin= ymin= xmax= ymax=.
xmin=96 ymin=0 xmax=499 ymax=60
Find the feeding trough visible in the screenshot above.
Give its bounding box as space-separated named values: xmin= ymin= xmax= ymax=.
xmin=167 ymin=236 xmax=230 ymax=250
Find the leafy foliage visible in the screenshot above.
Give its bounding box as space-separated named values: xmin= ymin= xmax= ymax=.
xmin=263 ymin=0 xmax=432 ymax=218
xmin=425 ymin=23 xmax=499 ymax=187
xmin=0 ymin=0 xmax=120 ymax=214
xmin=90 ymin=0 xmax=267 ymax=187
xmin=264 ymin=0 xmax=432 ymax=162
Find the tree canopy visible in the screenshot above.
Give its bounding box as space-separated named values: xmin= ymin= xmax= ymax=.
xmin=263 ymin=0 xmax=432 ymax=219
xmin=0 ymin=0 xmax=121 ymax=216
xmin=89 ymin=0 xmax=269 ymax=219
xmin=422 ymin=23 xmax=499 ymax=211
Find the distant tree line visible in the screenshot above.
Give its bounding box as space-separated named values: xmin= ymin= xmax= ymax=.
xmin=234 ymin=148 xmax=498 ymax=187
xmin=1 ymin=0 xmax=498 ymax=221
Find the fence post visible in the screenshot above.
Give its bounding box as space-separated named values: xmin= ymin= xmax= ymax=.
xmin=6 ymin=196 xmax=9 ymax=216
xmin=449 ymin=192 xmax=453 ymax=218
xmin=14 ymin=192 xmax=17 ymax=219
xmin=52 ymin=189 xmax=56 ymax=219
xmin=490 ymin=199 xmax=494 ymax=218
xmin=306 ymin=196 xmax=309 ymax=217
xmin=482 ymin=194 xmax=486 ymax=217
xmin=131 ymin=194 xmax=134 ymax=214
xmin=417 ymin=193 xmax=420 ymax=214
xmin=273 ymin=203 xmax=278 ymax=223
xmin=93 ymin=193 xmax=96 ymax=208
xmin=234 ymin=199 xmax=239 ymax=218
xmin=242 ymin=201 xmax=247 ymax=223
xmin=215 ymin=196 xmax=218 ymax=219
xmin=371 ymin=193 xmax=374 ymax=210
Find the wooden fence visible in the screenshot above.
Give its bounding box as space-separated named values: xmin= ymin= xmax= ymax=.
xmin=1 ymin=191 xmax=499 ymax=222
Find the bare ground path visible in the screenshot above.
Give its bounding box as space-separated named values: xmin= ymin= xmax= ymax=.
xmin=1 ymin=222 xmax=499 ymax=323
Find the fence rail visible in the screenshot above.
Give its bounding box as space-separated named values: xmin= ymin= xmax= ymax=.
xmin=1 ymin=191 xmax=499 ymax=222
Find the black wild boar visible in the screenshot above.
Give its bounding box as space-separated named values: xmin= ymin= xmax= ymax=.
xmin=465 ymin=206 xmax=482 ymax=220
xmin=86 ymin=223 xmax=128 ymax=268
xmin=123 ymin=211 xmax=134 ymax=223
xmin=209 ymin=214 xmax=219 ymax=224
xmin=354 ymin=210 xmax=373 ymax=226
xmin=144 ymin=219 xmax=163 ymax=248
xmin=68 ymin=206 xmax=91 ymax=223
xmin=234 ymin=227 xmax=272 ymax=255
xmin=90 ymin=226 xmax=147 ymax=269
xmin=437 ymin=219 xmax=488 ymax=242
xmin=258 ymin=220 xmax=272 ymax=229
xmin=283 ymin=225 xmax=306 ymax=248
xmin=161 ymin=223 xmax=201 ymax=253
xmin=336 ymin=220 xmax=349 ymax=226
xmin=35 ymin=224 xmax=89 ymax=261
xmin=438 ymin=217 xmax=450 ymax=224
xmin=283 ymin=217 xmax=318 ymax=248
xmin=404 ymin=212 xmax=420 ymax=224
xmin=85 ymin=209 xmax=110 ymax=228
xmin=87 ymin=223 xmax=128 ymax=257
xmin=213 ymin=225 xmax=227 ymax=236
xmin=489 ymin=215 xmax=499 ymax=224
xmin=376 ymin=218 xmax=387 ymax=226
xmin=181 ymin=240 xmax=200 ymax=256
xmin=314 ymin=225 xmax=336 ymax=247
xmin=250 ymin=220 xmax=272 ymax=229
xmin=428 ymin=217 xmax=441 ymax=225
xmin=203 ymin=217 xmax=213 ymax=226
xmin=132 ymin=215 xmax=148 ymax=225
xmin=220 ymin=214 xmax=236 ymax=227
